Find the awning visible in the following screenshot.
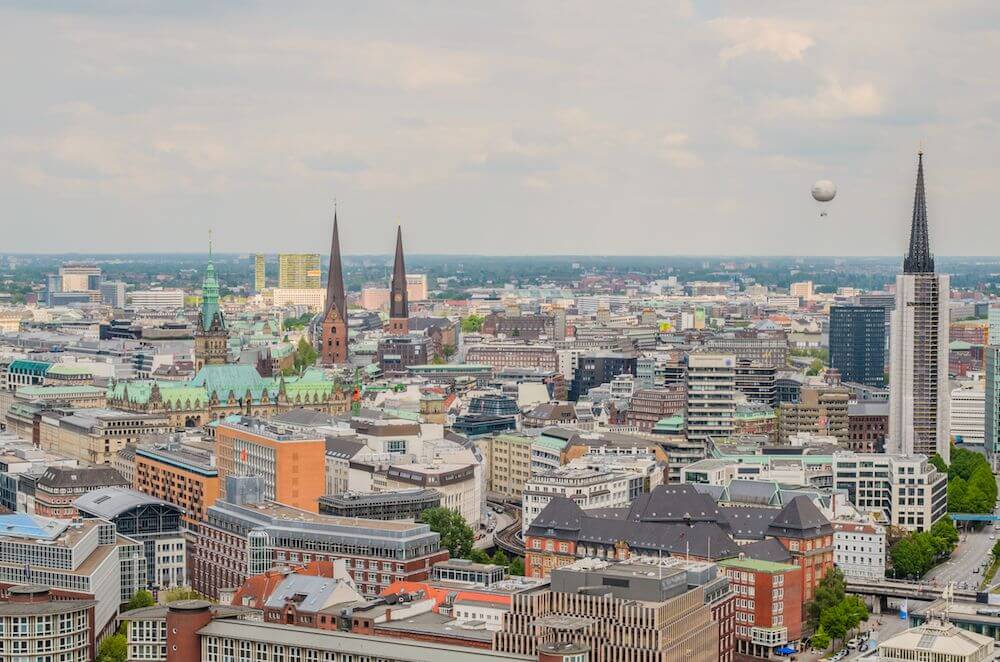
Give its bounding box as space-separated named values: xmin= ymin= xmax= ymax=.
xmin=775 ymin=646 xmax=796 ymax=655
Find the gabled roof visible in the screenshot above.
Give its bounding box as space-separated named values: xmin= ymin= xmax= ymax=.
xmin=740 ymin=538 xmax=793 ymax=564
xmin=526 ymin=497 xmax=584 ymax=535
xmin=626 ymin=484 xmax=720 ymax=523
xmin=717 ymin=506 xmax=779 ymax=541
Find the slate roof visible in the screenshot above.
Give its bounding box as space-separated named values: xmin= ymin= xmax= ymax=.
xmin=740 ymin=538 xmax=793 ymax=564
xmin=717 ymin=506 xmax=780 ymax=541
xmin=325 ymin=436 xmax=366 ymax=460
xmin=626 ymin=484 xmax=721 ymax=523
xmin=39 ymin=466 xmax=128 ymax=490
xmin=765 ymin=495 xmax=833 ymax=539
xmin=723 ymin=480 xmax=781 ymax=506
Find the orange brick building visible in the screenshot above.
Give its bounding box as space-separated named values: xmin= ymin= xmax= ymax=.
xmin=719 ymin=556 xmax=803 ymax=659
xmin=216 ymin=418 xmax=326 ymax=512
xmin=763 ymin=496 xmax=834 ymax=605
xmin=134 ymin=442 xmax=221 ymax=530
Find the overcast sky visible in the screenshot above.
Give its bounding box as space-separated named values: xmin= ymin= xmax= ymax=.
xmin=2 ymin=1 xmax=999 ymax=256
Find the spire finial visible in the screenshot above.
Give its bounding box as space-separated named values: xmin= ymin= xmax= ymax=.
xmin=208 ymin=228 xmax=213 ymax=259
xmin=903 ymin=151 xmax=934 ymax=274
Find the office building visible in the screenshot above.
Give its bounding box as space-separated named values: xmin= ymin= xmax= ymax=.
xmin=28 ymin=465 xmax=130 ymax=519
xmin=0 ymin=513 xmax=143 ymax=638
xmin=215 ymin=417 xmax=326 ymax=513
xmin=704 ymin=330 xmax=789 ymax=367
xmin=318 ymin=489 xmax=441 ymax=520
xmin=833 ymin=520 xmax=886 ymax=581
xmin=192 ymin=476 xmax=448 ymax=599
xmin=320 ymin=210 xmax=348 ymax=364
xmin=467 ymin=343 xmax=559 ymax=373
xmin=0 ymin=585 xmax=96 ymax=662
xmin=250 ymin=253 xmax=265 ymax=293
xmin=829 ymin=305 xmax=886 ymax=387
xmin=39 ymin=407 xmax=170 ymax=465
xmin=130 ymin=288 xmax=185 ymax=310
xmin=58 ymin=263 xmax=101 ymax=292
xmin=405 ymin=273 xmax=428 ymax=301
xmin=278 ymin=253 xmax=321 ymax=288
xmin=686 ymin=353 xmax=737 ymax=443
xmin=951 ymin=381 xmax=985 ymax=445
xmin=625 ymin=385 xmax=686 ymax=432
xmin=847 ymin=401 xmax=889 ymax=453
xmin=832 ymin=452 xmax=948 ymax=531
xmin=987 ymin=346 xmax=1000 ymax=469
xmin=483 ymin=433 xmax=533 ymax=500
xmin=100 ymin=280 xmax=127 ymax=308
xmin=134 ymin=436 xmax=221 ymax=530
xmin=789 ymin=280 xmax=813 ymax=299
xmin=718 ymin=557 xmax=802 ymax=659
xmin=888 ymin=153 xmax=951 ymax=462
xmin=495 ymin=557 xmax=725 ymax=662
xmin=735 ymin=359 xmax=778 ymax=406
xmin=271 ymin=287 xmax=327 ymax=309
xmin=377 ymin=335 xmax=430 ymax=377
xmin=778 ymin=386 xmax=849 ymax=444
xmin=568 ymin=351 xmax=637 ymax=400
xmin=75 ymin=486 xmax=187 ymax=590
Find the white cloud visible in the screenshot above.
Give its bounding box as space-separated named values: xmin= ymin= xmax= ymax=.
xmin=710 ymin=17 xmax=814 ymax=62
xmin=771 ymin=77 xmax=884 ymax=119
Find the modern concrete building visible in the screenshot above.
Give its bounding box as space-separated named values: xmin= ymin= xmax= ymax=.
xmin=951 ymin=380 xmax=985 ymax=446
xmin=192 ymin=477 xmax=448 ymax=600
xmin=832 ymin=452 xmax=948 ymax=532
xmin=0 ymin=584 xmax=97 ymax=662
xmin=832 ymin=519 xmax=886 ymax=581
xmin=482 ymin=433 xmax=534 ymax=500
xmin=38 ymin=407 xmax=170 ymax=466
xmin=888 ymin=153 xmax=951 ymax=462
xmin=250 ymin=253 xmax=265 ymax=294
xmin=686 ymin=353 xmax=737 ymax=443
xmin=278 ymin=253 xmax=321 ymax=289
xmin=130 ymin=288 xmax=186 ymax=310
xmin=134 ymin=437 xmax=221 ymax=531
xmin=778 ymin=385 xmax=849 ymax=445
xmin=987 ymin=346 xmax=1000 ymax=469
xmin=318 ymin=489 xmax=441 ymax=520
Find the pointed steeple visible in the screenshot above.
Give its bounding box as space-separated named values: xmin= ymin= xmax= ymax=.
xmin=324 ymin=206 xmax=346 ymax=322
xmin=201 ymin=230 xmax=221 ymax=331
xmin=389 ymin=225 xmax=408 ymax=320
xmin=903 ymin=151 xmax=935 ymax=274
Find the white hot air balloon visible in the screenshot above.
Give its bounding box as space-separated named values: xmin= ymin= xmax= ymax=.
xmin=811 ymin=180 xmax=836 ymax=217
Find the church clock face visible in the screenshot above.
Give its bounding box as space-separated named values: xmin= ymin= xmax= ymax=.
xmin=394 ymin=293 xmax=402 ymax=302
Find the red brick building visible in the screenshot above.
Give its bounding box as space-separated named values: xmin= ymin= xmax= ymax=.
xmin=847 ymin=402 xmax=888 ymax=453
xmin=719 ymin=557 xmax=803 ymax=660
xmin=626 ymin=385 xmax=686 ymax=432
xmin=764 ymin=496 xmax=833 ymax=607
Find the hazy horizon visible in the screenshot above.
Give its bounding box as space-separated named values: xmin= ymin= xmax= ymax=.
xmin=3 ymin=2 xmax=1000 ymax=255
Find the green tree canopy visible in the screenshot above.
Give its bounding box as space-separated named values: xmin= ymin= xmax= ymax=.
xmin=292 ymin=337 xmax=318 ymax=374
xmin=811 ymin=625 xmax=831 ymax=651
xmin=509 ymin=558 xmax=525 ymax=576
xmin=97 ymin=634 xmax=127 ymax=662
xmin=124 ymin=589 xmax=155 ymax=612
xmin=807 ymin=568 xmax=846 ymax=628
xmin=929 ymin=453 xmax=948 ymax=474
xmin=461 ymin=315 xmax=484 ymax=333
xmin=420 ymin=507 xmax=474 ymax=559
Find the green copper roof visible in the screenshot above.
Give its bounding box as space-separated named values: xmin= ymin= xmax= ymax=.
xmin=200 ymin=256 xmax=222 ymax=332
xmin=8 ymin=360 xmax=52 ymax=375
xmin=46 ymin=364 xmax=94 ymax=376
xmin=718 ymin=557 xmax=797 ymax=573
xmin=531 ymin=437 xmax=568 ymax=451
xmin=17 ymin=385 xmax=104 ymax=397
xmin=190 ymin=365 xmax=269 ymax=398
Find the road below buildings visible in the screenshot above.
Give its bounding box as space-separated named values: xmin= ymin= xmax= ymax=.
xmin=923 ymin=525 xmax=995 ymax=588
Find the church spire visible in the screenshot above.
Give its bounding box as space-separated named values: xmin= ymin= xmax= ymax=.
xmin=903 ymin=151 xmax=935 ymax=274
xmin=324 ymin=206 xmax=346 ymax=322
xmin=388 ymin=225 xmax=409 ymax=334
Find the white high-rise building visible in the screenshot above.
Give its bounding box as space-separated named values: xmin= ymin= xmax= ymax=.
xmin=888 ymin=154 xmax=951 ymax=463
xmin=685 ymin=353 xmax=736 ymax=443
xmin=950 ymin=380 xmax=985 ymax=446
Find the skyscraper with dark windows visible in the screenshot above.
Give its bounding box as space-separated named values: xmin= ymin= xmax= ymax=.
xmin=888 ymin=153 xmax=950 ymax=462
xmin=829 ymin=305 xmax=886 ymax=388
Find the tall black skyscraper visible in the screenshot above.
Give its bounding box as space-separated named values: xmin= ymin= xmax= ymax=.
xmin=829 ymin=305 xmax=886 ymax=388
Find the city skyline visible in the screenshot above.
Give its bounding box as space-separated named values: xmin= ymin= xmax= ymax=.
xmin=3 ymin=3 xmax=1000 ymax=255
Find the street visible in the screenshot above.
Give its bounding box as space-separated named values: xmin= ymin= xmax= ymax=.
xmin=923 ymin=525 xmax=995 ymax=589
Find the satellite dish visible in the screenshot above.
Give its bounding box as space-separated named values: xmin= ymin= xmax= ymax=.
xmin=811 ymin=180 xmax=836 ymax=217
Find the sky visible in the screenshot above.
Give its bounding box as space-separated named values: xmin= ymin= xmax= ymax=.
xmin=2 ymin=1 xmax=1000 ymax=256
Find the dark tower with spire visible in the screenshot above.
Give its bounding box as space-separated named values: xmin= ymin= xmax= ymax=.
xmin=320 ymin=208 xmax=348 ymax=364
xmin=388 ymin=225 xmax=409 ymax=335
xmin=903 ymin=152 xmax=935 ymax=274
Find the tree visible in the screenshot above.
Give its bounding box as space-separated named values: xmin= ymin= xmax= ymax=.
xmin=97 ymin=633 xmax=127 ymax=662
xmin=292 ymin=337 xmax=318 ymax=374
xmin=992 ymin=538 xmax=1000 ymax=561
xmin=930 ymin=516 xmax=959 ymax=551
xmin=806 ymin=358 xmax=824 ymax=376
xmin=929 ymin=453 xmax=948 ymax=474
xmin=491 ymin=550 xmax=509 ymax=567
xmin=811 ymin=624 xmax=831 ymax=651
xmin=461 ymin=315 xmax=484 ymax=333
xmin=420 ymin=507 xmax=474 ymax=559
xmin=124 ymin=589 xmax=155 ymax=612
xmin=442 ymin=344 xmax=456 ymax=360
xmin=820 ymin=604 xmax=848 ymax=643
xmin=509 ymin=558 xmax=525 ymax=576
xmin=807 ymin=568 xmax=846 ymax=628
xmin=468 ymin=548 xmax=492 ymax=564
xmin=160 ymin=587 xmax=202 ymax=603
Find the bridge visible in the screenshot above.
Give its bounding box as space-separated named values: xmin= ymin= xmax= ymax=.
xmin=845 ymin=578 xmax=978 ymax=603
xmin=948 ymin=513 xmax=1000 ymax=522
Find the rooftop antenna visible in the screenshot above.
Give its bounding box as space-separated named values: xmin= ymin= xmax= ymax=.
xmin=208 ymin=228 xmax=213 ymax=260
